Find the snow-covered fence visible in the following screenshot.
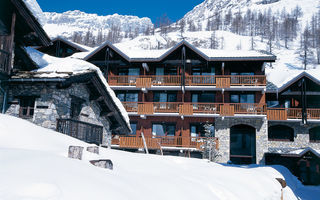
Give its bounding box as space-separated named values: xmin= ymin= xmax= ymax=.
xmin=68 ymin=146 xmax=84 ymax=160
xmin=87 ymin=146 xmax=99 ymax=154
xmin=90 ymin=160 xmax=113 ymax=170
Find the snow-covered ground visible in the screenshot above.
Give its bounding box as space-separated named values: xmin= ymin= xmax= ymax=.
xmin=0 ymin=114 xmax=319 ymax=200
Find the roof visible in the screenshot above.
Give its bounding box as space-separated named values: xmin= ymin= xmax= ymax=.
xmin=84 ymin=40 xmax=277 ymax=62
xmin=51 ymin=37 xmax=93 ymax=52
xmin=278 ymin=71 xmax=320 ymax=93
xmin=268 ymin=147 xmax=320 ymax=158
xmin=12 ymin=0 xmax=51 ymax=46
xmin=266 ymin=81 xmax=278 ymax=93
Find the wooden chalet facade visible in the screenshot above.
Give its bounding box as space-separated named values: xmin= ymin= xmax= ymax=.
xmin=0 ymin=0 xmax=131 ymax=147
xmin=84 ymin=40 xmax=277 ymax=162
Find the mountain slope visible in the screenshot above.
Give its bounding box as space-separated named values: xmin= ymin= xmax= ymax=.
xmin=182 ymin=0 xmax=319 ymax=30
xmin=43 ymin=10 xmax=153 ymax=38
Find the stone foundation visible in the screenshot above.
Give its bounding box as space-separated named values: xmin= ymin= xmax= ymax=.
xmin=268 ymin=121 xmax=320 ymax=151
xmin=215 ymin=117 xmax=268 ymax=164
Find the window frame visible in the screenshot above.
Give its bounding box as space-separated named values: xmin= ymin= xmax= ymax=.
xmin=18 ymin=96 xmax=36 ymax=119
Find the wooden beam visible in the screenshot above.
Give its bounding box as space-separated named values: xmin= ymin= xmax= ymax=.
xmin=100 ymin=111 xmax=114 ymax=117
xmin=7 ymin=12 xmax=16 ymax=73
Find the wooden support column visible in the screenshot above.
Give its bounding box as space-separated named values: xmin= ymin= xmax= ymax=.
xmin=8 ymin=12 xmax=16 ymax=73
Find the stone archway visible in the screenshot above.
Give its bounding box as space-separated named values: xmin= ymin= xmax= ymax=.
xmin=230 ymin=124 xmax=256 ymax=164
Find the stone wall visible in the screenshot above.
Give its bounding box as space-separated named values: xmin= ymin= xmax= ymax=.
xmin=268 ymin=121 xmax=320 ymax=151
xmin=215 ymin=117 xmax=268 ymax=164
xmin=5 ymin=83 xmax=111 ymax=146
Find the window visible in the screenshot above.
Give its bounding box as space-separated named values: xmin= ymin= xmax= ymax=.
xmin=190 ymin=123 xmax=215 ymax=137
xmin=153 ymin=92 xmax=177 ymax=102
xmin=19 ymin=97 xmax=36 ymax=118
xmin=192 ymin=66 xmax=215 ymax=75
xmin=116 ymin=92 xmax=138 ymax=102
xmin=70 ymin=96 xmax=85 ymax=119
xmin=268 ymin=125 xmax=294 ymax=141
xmin=118 ymin=68 xmax=140 ymax=75
xmin=152 ymin=123 xmax=175 ymax=136
xmin=267 ymin=101 xmax=280 ymax=108
xmin=230 ymin=93 xmax=255 ymax=103
xmin=192 ymin=92 xmax=215 ymax=103
xmin=309 ymin=127 xmax=320 ymax=142
xmin=231 ymin=72 xmax=254 ymax=75
xmin=129 ymin=123 xmax=137 ymax=135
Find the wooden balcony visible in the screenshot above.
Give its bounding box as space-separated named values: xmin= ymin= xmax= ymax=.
xmin=185 ymin=75 xmax=266 ymax=87
xmin=122 ymin=102 xmax=267 ymax=116
xmin=108 ymin=75 xmax=266 ymax=88
xmin=56 ymin=118 xmax=103 ymax=145
xmin=111 ymin=136 xmax=219 ymax=151
xmin=108 ymin=75 xmax=181 ymax=87
xmin=267 ymin=108 xmax=320 ymax=121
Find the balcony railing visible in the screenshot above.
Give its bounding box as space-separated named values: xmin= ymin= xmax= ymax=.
xmin=108 ymin=75 xmax=266 ymax=88
xmin=56 ymin=118 xmax=103 ymax=145
xmin=0 ymin=49 xmax=10 ymax=74
xmin=122 ymin=102 xmax=267 ymax=116
xmin=267 ymin=108 xmax=320 ymax=121
xmin=111 ymin=135 xmax=219 ymax=150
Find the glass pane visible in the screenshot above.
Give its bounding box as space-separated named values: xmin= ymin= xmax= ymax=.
xmin=192 ymin=94 xmax=199 ymax=103
xmin=129 ymin=123 xmax=137 ymax=135
xmin=128 ymin=68 xmax=140 ymax=75
xmin=126 ymin=93 xmax=138 ymax=102
xmin=159 ymin=93 xmax=167 ymax=102
xmin=166 ymin=125 xmax=175 ymax=136
xmin=240 ymin=94 xmax=255 ymax=103
xmin=116 ymin=93 xmax=125 ymax=102
xmin=167 ymin=93 xmax=177 ymax=102
xmin=190 ymin=125 xmax=198 ymax=137
xmin=200 ymin=93 xmax=215 ymax=102
xmin=231 ymin=94 xmax=239 ymax=103
xmin=152 ymin=124 xmax=165 ymax=136
xmin=156 ymin=68 xmax=164 ymax=75
xmin=240 ymin=72 xmax=254 ymax=75
xmin=231 ymin=72 xmax=239 ymax=75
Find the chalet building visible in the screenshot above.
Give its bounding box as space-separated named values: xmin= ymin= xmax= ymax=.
xmin=0 ymin=0 xmax=131 ymax=147
xmin=36 ymin=36 xmax=92 ymax=58
xmin=266 ymin=72 xmax=320 ymax=185
xmin=84 ymin=40 xmax=277 ymax=163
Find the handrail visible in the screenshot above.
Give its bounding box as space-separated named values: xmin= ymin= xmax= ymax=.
xmin=108 ymin=75 xmax=266 ymax=86
xmin=56 ymin=118 xmax=103 ymax=145
xmin=267 ymin=108 xmax=320 ymax=120
xmin=113 ymin=135 xmax=219 ymax=150
xmin=122 ymin=102 xmax=267 ymax=115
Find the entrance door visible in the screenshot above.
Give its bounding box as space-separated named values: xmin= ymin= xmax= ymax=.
xmin=230 ymin=125 xmax=256 ymax=164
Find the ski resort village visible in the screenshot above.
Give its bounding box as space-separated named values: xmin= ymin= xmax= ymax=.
xmin=1 ymin=0 xmax=320 ymax=199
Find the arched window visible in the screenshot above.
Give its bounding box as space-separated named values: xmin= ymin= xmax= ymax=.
xmin=268 ymin=125 xmax=294 ymax=141
xmin=309 ymin=127 xmax=320 ymax=143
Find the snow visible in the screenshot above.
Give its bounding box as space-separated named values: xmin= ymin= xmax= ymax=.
xmin=22 ymin=0 xmax=46 ymax=26
xmin=43 ymin=10 xmax=153 ymax=38
xmin=1 ymin=114 xmax=320 ymax=200
xmin=24 ymin=47 xmax=130 ymax=129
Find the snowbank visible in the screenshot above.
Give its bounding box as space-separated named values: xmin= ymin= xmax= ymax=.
xmin=1 ymin=114 xmax=319 ymax=200
xmin=24 ymin=47 xmax=130 ymax=128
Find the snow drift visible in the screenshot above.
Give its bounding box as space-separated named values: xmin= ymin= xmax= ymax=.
xmin=1 ymin=114 xmax=319 ymax=200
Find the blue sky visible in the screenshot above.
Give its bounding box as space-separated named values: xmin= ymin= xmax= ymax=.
xmin=37 ymin=0 xmax=204 ymax=23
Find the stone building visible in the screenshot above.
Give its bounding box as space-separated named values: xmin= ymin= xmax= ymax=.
xmin=1 ymin=0 xmax=131 ymax=147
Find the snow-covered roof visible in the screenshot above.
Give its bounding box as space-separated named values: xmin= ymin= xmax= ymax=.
xmin=52 ymin=37 xmax=93 ymax=52
xmin=267 ymin=71 xmax=320 ymax=93
xmin=21 ymin=47 xmax=130 ymax=130
xmin=84 ymin=40 xmax=276 ymax=62
xmin=22 ymin=0 xmax=46 ymax=26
